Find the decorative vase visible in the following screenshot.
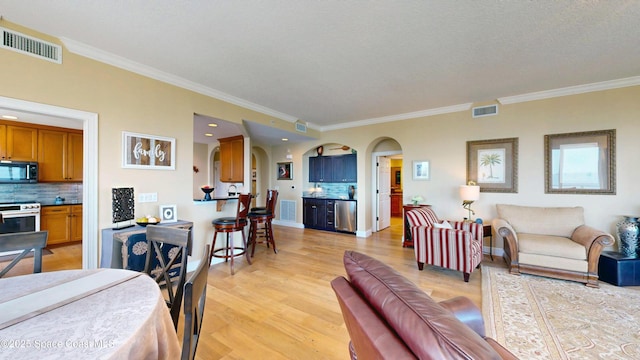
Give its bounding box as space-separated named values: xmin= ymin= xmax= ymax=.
xmin=616 ymin=216 xmax=639 ymax=258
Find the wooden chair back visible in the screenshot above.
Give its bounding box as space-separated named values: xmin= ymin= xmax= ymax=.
xmin=144 ymin=225 xmax=191 ymax=330
xmin=181 ymin=245 xmax=211 ymax=360
xmin=0 ymin=231 xmax=48 ymax=278
xmin=235 ymin=193 xmax=252 ymax=226
xmin=266 ymin=189 xmax=278 ymax=215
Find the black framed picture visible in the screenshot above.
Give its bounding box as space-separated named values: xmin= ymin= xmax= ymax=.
xmin=277 ymin=162 xmax=292 ymax=180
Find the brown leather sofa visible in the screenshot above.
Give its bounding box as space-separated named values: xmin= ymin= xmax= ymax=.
xmin=331 ymin=251 xmax=517 ymax=359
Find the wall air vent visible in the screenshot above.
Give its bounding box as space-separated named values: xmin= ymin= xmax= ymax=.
xmin=280 ymin=200 xmax=296 ymax=222
xmin=295 ymin=121 xmax=307 ymax=133
xmin=1 ymin=27 xmax=62 ymax=64
xmin=472 ymin=105 xmax=498 ymax=118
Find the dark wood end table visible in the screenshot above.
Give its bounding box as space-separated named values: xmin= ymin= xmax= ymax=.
xmin=402 ymin=204 xmax=431 ymax=247
xmin=483 ymin=224 xmax=493 ymax=260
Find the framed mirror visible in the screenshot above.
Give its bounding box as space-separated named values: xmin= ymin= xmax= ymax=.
xmin=544 ymin=129 xmax=615 ymax=194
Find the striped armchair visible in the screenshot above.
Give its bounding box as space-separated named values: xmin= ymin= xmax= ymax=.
xmin=406 ymin=207 xmax=483 ymax=282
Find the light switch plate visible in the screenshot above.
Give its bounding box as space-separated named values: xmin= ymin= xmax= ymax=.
xmin=139 ymin=193 xmax=158 ymax=203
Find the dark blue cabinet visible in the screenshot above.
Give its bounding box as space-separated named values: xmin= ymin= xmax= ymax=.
xmin=303 ymin=198 xmax=335 ymax=231
xmin=309 ymin=154 xmax=356 ymax=183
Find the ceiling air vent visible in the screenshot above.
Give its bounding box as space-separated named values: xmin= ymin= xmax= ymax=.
xmin=295 ymin=121 xmax=307 ymax=133
xmin=1 ymin=27 xmax=62 ymax=64
xmin=472 ymin=105 xmax=498 ymax=118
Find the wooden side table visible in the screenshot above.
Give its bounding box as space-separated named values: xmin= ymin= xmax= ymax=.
xmin=402 ymin=204 xmax=431 ymax=247
xmin=483 ymin=224 xmax=493 ymax=260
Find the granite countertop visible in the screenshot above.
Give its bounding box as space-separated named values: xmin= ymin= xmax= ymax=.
xmin=302 ymin=196 xmax=356 ymax=201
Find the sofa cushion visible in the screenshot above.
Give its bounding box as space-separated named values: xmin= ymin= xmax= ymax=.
xmin=343 ymin=251 xmax=501 ymax=360
xmin=519 ymin=233 xmax=587 ymax=260
xmin=406 ymin=207 xmax=439 ymax=227
xmin=496 ymin=204 xmax=584 ymax=238
xmin=330 ymin=276 xmax=416 ymax=359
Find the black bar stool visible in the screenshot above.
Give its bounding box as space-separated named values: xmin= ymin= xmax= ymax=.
xmin=209 ymin=193 xmax=252 ymax=275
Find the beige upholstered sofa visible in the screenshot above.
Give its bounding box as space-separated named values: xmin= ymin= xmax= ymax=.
xmin=493 ymin=204 xmax=614 ymax=287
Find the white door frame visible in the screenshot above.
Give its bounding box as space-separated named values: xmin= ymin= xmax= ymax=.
xmin=0 ymin=96 xmax=99 ymax=269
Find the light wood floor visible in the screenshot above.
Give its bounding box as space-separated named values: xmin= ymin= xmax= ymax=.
xmin=1 ymin=218 xmax=504 ymax=359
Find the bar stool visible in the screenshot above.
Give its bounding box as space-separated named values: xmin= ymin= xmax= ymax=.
xmin=209 ymin=193 xmax=252 ymax=275
xmin=247 ymin=189 xmax=278 ymax=257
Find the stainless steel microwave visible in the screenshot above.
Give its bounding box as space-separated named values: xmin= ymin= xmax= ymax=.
xmin=0 ymin=161 xmax=38 ymax=183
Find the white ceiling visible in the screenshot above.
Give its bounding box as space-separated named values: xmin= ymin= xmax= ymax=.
xmin=1 ymin=1 xmax=640 ymax=143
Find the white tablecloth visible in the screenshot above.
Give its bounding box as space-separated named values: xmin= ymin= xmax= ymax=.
xmin=0 ymin=269 xmax=181 ymax=359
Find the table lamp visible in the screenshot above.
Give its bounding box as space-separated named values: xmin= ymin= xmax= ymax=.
xmin=459 ymin=181 xmax=480 ymax=221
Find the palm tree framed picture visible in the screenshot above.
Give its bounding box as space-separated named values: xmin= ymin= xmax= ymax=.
xmin=467 ymin=137 xmax=518 ymax=193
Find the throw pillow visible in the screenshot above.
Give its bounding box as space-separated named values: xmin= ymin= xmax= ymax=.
xmin=433 ymin=220 xmax=453 ymax=229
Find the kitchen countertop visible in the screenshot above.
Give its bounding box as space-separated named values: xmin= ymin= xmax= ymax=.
xmin=302 ymin=196 xmax=356 ymax=201
xmin=40 ymin=202 xmax=83 ymax=206
xmin=192 ymin=196 xmax=241 ymax=202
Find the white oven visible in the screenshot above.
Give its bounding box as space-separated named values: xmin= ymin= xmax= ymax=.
xmin=0 ymin=202 xmax=41 ymax=234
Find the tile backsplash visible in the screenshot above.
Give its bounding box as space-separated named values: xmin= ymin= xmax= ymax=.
xmin=303 ymin=182 xmax=357 ymax=199
xmin=0 ymin=183 xmax=83 ymax=205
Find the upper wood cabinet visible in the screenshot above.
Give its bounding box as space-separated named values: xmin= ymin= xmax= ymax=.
xmin=219 ymin=135 xmax=244 ymax=183
xmin=38 ymin=129 xmax=83 ymax=182
xmin=0 ymin=123 xmax=38 ymax=161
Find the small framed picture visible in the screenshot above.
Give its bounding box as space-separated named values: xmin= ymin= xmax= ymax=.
xmin=277 ymin=162 xmax=293 ymax=180
xmin=159 ymin=204 xmax=177 ymax=223
xmin=412 ymin=160 xmax=430 ymax=180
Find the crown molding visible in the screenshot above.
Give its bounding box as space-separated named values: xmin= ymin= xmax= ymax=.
xmin=498 ymin=76 xmax=640 ymax=105
xmin=60 ymin=37 xmax=299 ymax=123
xmin=320 ymin=103 xmax=473 ymax=131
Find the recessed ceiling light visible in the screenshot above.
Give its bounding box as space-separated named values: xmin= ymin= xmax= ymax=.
xmin=208 ymin=123 xmax=218 ymax=127
xmin=1 ymin=115 xmax=18 ymax=120
xmin=205 ymin=133 xmax=213 ymax=137
xmin=282 ymin=138 xmax=289 ymax=142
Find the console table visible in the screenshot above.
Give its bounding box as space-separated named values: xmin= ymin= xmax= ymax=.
xmin=402 ymin=204 xmax=431 ymax=248
xmin=598 ymin=251 xmax=640 ymax=286
xmin=100 ymin=220 xmax=193 ymax=269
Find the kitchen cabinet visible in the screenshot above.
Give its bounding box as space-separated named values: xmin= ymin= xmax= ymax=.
xmin=391 ymin=193 xmax=403 ymax=217
xmin=219 ymin=135 xmax=243 ymax=182
xmin=308 ymin=154 xmax=356 ymax=183
xmin=309 ymin=156 xmax=331 ymax=182
xmin=303 ymin=198 xmax=335 ymax=231
xmin=0 ymin=123 xmax=38 ymax=161
xmin=71 ymin=205 xmax=83 ymax=242
xmin=37 ymin=129 xmax=83 ymax=182
xmin=41 ymin=205 xmax=82 ymax=245
xmin=331 ymin=154 xmax=357 ymax=182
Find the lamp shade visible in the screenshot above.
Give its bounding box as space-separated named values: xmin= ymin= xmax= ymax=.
xmin=459 ymin=184 xmax=480 ymax=201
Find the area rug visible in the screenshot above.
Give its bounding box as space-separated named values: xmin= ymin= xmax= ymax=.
xmin=482 ymin=266 xmax=640 ymax=359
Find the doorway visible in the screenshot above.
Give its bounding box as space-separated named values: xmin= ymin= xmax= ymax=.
xmin=0 ymin=96 xmax=99 ymax=269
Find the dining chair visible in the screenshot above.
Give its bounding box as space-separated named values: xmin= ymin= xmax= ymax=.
xmin=210 ymin=193 xmax=253 ymax=275
xmin=181 ymin=244 xmax=211 ymax=360
xmin=0 ymin=231 xmax=48 ymax=278
xmin=247 ymin=189 xmax=278 ymax=257
xmin=144 ymin=225 xmax=191 ymax=330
